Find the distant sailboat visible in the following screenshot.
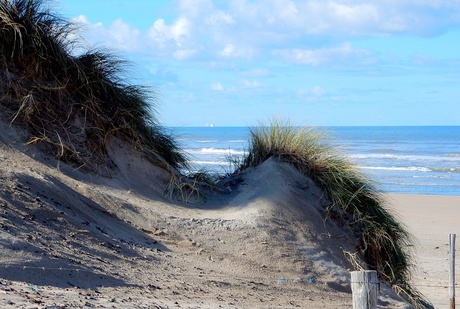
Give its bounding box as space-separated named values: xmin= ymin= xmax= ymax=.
xmin=205 ymin=123 xmax=215 ymax=127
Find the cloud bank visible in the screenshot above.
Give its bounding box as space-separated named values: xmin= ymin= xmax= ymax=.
xmin=71 ymin=0 xmax=460 ymax=66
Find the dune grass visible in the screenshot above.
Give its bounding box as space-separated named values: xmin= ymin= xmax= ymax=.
xmin=239 ymin=119 xmax=431 ymax=308
xmin=0 ymin=0 xmax=186 ymax=171
xmin=164 ymin=170 xmax=220 ymax=204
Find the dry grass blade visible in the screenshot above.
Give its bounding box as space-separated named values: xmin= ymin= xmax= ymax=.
xmin=165 ymin=176 xmax=205 ymax=204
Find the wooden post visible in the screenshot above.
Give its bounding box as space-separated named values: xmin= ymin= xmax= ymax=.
xmin=450 ymin=233 xmax=456 ymax=309
xmin=351 ymin=270 xmax=378 ymax=309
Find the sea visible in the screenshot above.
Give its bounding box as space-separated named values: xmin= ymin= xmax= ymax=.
xmin=170 ymin=126 xmax=460 ymax=196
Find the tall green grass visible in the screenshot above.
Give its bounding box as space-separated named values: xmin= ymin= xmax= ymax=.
xmin=0 ymin=0 xmax=186 ymax=171
xmin=239 ymin=119 xmax=431 ymax=308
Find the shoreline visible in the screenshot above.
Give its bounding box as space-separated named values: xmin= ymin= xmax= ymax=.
xmin=386 ymin=193 xmax=460 ymax=309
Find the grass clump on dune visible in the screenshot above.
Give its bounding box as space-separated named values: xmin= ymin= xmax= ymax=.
xmin=239 ymin=119 xmax=431 ymax=308
xmin=0 ymin=0 xmax=186 ymax=171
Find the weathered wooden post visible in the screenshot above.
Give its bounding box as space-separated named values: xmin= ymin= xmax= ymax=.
xmin=450 ymin=233 xmax=456 ymax=309
xmin=351 ymin=270 xmax=378 ymax=309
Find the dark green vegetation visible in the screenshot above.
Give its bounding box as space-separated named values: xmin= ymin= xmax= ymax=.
xmin=238 ymin=119 xmax=432 ymax=308
xmin=0 ymin=0 xmax=186 ymax=172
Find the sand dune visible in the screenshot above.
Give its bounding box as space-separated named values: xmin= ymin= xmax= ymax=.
xmin=0 ymin=118 xmax=426 ymax=308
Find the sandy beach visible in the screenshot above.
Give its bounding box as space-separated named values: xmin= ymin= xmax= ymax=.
xmin=387 ymin=193 xmax=460 ymax=309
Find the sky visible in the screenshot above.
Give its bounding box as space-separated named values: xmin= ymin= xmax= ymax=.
xmin=57 ymin=0 xmax=460 ymax=127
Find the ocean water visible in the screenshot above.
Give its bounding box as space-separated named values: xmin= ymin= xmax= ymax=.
xmin=171 ymin=126 xmax=460 ymax=196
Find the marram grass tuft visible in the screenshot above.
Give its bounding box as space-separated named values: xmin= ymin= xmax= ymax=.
xmin=0 ymin=0 xmax=186 ymax=172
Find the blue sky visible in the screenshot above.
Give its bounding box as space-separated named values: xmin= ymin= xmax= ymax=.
xmin=58 ymin=0 xmax=460 ymax=126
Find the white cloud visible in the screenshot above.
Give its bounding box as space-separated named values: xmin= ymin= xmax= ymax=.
xmin=238 ymin=69 xmax=270 ymax=78
xmin=322 ymin=2 xmax=380 ymax=34
xmin=108 ymin=19 xmax=141 ymax=50
xmin=219 ymin=44 xmax=255 ymax=59
xmin=242 ymin=80 xmax=264 ymax=88
xmin=211 ymin=83 xmax=224 ymax=91
xmin=147 ymin=17 xmax=192 ymax=48
xmin=71 ymin=15 xmax=90 ymax=24
xmin=206 ymin=11 xmax=235 ymax=25
xmin=70 ymin=16 xmax=142 ymax=52
xmin=173 ymin=49 xmax=197 ymax=60
xmin=71 ymin=14 xmax=199 ymax=58
xmin=300 ymin=86 xmax=325 ymax=96
xmin=273 ymin=43 xmax=372 ymax=66
xmin=220 ymin=44 xmax=236 ymax=57
xmin=176 ymin=0 xmax=215 ymax=18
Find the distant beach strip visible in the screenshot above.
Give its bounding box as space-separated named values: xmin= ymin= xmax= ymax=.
xmin=172 ymin=126 xmax=460 ymax=196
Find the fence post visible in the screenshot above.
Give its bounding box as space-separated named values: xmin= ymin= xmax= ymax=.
xmin=351 ymin=270 xmax=378 ymax=309
xmin=450 ymin=233 xmax=456 ymax=309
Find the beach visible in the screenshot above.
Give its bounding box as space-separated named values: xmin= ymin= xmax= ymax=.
xmin=387 ymin=193 xmax=460 ymax=309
